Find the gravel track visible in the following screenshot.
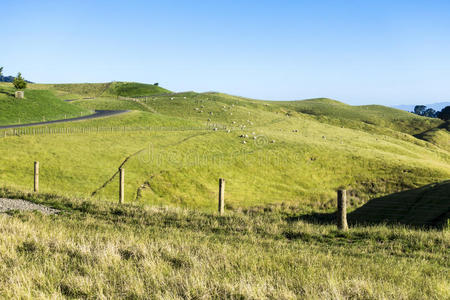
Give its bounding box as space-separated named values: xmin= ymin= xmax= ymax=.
xmin=0 ymin=198 xmax=60 ymax=215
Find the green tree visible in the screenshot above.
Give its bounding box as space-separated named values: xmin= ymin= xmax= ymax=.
xmin=13 ymin=72 xmax=27 ymax=90
xmin=414 ymin=105 xmax=426 ymax=116
xmin=0 ymin=67 xmax=3 ymax=77
xmin=437 ymin=106 xmax=450 ymax=121
xmin=423 ymin=108 xmax=437 ymax=118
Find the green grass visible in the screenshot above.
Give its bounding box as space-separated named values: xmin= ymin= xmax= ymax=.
xmin=0 ymin=188 xmax=448 ymax=299
xmin=0 ymin=83 xmax=90 ymax=125
xmin=1 ymin=83 xmax=449 ymax=298
xmin=107 ymin=81 xmax=171 ymax=97
xmin=0 ymin=100 xmax=448 ymax=212
xmin=33 ymin=81 xmax=171 ymax=99
xmin=276 ymin=97 xmax=444 ymax=135
xmin=415 ymin=122 xmax=450 ymax=152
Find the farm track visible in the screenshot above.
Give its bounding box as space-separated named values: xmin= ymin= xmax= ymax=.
xmin=0 ymin=110 xmax=130 ymax=129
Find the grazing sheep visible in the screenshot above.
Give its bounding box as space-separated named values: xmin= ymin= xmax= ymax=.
xmin=207 ymin=118 xmax=211 ymax=122
xmin=213 ymin=128 xmax=218 ymax=131
xmin=242 ymin=140 xmax=247 ymax=144
xmin=227 ymin=130 xmax=231 ymax=133
xmin=271 ymin=140 xmax=275 ymax=143
xmin=322 ymin=136 xmax=326 ymax=139
xmin=171 ymin=97 xmax=174 ymax=100
xmin=232 ymin=121 xmax=236 ymax=124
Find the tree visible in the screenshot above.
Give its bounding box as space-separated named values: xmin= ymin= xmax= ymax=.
xmin=153 ymin=82 xmax=159 ymax=86
xmin=437 ymin=106 xmax=450 ymax=121
xmin=414 ymin=105 xmax=426 ymax=116
xmin=13 ymin=72 xmax=27 ymax=90
xmin=423 ymin=108 xmax=437 ymax=118
xmin=0 ymin=67 xmax=3 ymax=77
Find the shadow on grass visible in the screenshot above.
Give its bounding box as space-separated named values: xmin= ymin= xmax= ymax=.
xmin=291 ymin=181 xmax=450 ymax=229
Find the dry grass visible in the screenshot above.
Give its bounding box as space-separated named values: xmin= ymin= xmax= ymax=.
xmin=0 ymin=189 xmax=448 ymax=299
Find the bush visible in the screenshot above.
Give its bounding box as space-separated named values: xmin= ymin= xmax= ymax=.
xmin=13 ymin=72 xmax=27 ymax=90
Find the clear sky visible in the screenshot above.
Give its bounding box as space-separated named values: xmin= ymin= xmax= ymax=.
xmin=2 ymin=0 xmax=450 ymax=105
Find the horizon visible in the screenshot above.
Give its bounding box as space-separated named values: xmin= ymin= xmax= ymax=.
xmin=3 ymin=0 xmax=450 ymax=105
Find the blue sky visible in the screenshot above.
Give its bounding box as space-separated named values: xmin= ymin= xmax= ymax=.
xmin=2 ymin=0 xmax=450 ymax=105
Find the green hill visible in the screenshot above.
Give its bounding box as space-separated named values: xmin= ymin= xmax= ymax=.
xmin=349 ymin=181 xmax=450 ymax=228
xmin=0 ymin=82 xmax=449 ymax=298
xmin=0 ymin=85 xmax=449 ymax=212
xmin=0 ymin=83 xmax=89 ymax=126
xmin=415 ymin=122 xmax=450 ymax=152
xmin=34 ymin=82 xmax=171 ymax=99
xmin=276 ymin=98 xmax=444 ymax=135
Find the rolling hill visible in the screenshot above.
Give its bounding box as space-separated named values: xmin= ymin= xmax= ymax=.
xmin=0 ymin=81 xmax=449 ymax=298
xmin=0 ymin=82 xmax=448 ymax=213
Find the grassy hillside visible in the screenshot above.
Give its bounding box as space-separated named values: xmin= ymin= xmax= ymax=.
xmin=1 ymin=83 xmax=449 ymax=298
xmin=107 ymin=82 xmax=171 ymax=97
xmin=415 ymin=122 xmax=450 ymax=152
xmin=32 ymin=81 xmax=171 ymax=99
xmin=0 ymin=188 xmax=448 ymax=299
xmin=349 ymin=180 xmax=450 ymax=228
xmin=0 ymin=88 xmax=449 ymax=212
xmin=276 ymin=98 xmax=444 ymax=135
xmin=0 ymin=83 xmax=90 ymax=126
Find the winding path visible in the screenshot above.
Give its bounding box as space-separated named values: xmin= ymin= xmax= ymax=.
xmin=0 ymin=110 xmax=129 ymax=129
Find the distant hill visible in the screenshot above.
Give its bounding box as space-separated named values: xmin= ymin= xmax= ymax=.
xmin=0 ymin=75 xmax=34 ymax=83
xmin=349 ymin=181 xmax=450 ymax=228
xmin=277 ymin=97 xmax=443 ymax=135
xmin=393 ymin=102 xmax=450 ymax=112
xmin=37 ymin=81 xmax=171 ymax=98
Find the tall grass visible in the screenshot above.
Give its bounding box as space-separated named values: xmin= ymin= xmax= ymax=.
xmin=0 ymin=189 xmax=448 ymax=299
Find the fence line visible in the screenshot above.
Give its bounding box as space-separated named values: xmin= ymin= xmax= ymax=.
xmin=0 ymin=125 xmax=229 ymax=138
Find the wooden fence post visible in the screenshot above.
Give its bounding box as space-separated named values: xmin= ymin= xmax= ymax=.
xmin=34 ymin=161 xmax=39 ymax=193
xmin=218 ymin=178 xmax=225 ymax=215
xmin=337 ymin=189 xmax=348 ymax=231
xmin=119 ymin=168 xmax=124 ymax=204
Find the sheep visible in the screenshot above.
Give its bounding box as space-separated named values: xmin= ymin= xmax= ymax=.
xmin=271 ymin=140 xmax=275 ymax=143
xmin=242 ymin=140 xmax=247 ymax=144
xmin=213 ymin=128 xmax=218 ymax=131
xmin=207 ymin=118 xmax=211 ymax=122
